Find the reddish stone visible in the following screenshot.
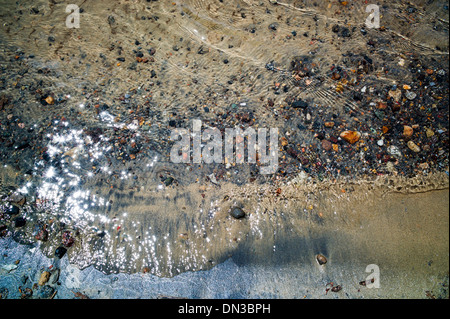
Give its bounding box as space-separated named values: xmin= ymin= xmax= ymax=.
xmin=322 ymin=139 xmax=333 ymax=151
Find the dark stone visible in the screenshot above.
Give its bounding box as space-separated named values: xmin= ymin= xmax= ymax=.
xmin=13 ymin=217 xmax=26 ymax=228
xmin=353 ymin=92 xmax=363 ymax=101
xmin=197 ymin=46 xmax=208 ymax=54
xmin=5 ymin=205 xmax=19 ymax=215
xmin=268 ymin=23 xmax=278 ymax=31
xmin=340 ymin=27 xmax=351 ymax=38
xmin=164 ymin=177 xmax=174 ymax=186
xmin=117 ymin=57 xmax=125 ymax=62
xmin=291 ymin=99 xmax=308 ymax=109
xmin=54 ymin=246 xmax=67 ymax=259
xmin=230 ymin=207 xmax=246 ymax=219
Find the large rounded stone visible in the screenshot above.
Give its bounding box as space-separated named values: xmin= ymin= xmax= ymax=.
xmin=230 ymin=207 xmax=246 ymax=219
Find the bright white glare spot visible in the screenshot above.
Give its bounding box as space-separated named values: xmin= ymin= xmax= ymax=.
xmin=44 ymin=167 xmax=56 ymax=179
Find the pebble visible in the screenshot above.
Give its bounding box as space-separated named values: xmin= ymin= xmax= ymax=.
xmin=324 ymin=121 xmax=335 ymax=128
xmin=54 ymin=246 xmax=67 ymax=259
xmin=5 ymin=205 xmax=19 ymax=215
xmin=9 ymin=193 xmax=26 ymax=206
xmin=388 ymin=145 xmax=402 ymax=158
xmin=268 ymin=23 xmax=278 ymax=31
xmin=208 ymin=174 xmax=219 ymax=185
xmin=45 ymin=96 xmax=55 ymax=105
xmin=377 ymin=139 xmax=384 ymax=146
xmin=388 ymin=88 xmax=402 ymax=102
xmin=13 ymin=217 xmax=26 ymax=228
xmin=419 ymin=162 xmax=429 ymax=170
xmin=340 ymin=131 xmax=361 ymax=144
xmin=1 ymin=264 xmax=18 ymax=272
xmin=38 ymin=271 xmax=51 ymax=286
xmin=291 ymin=99 xmax=308 ymax=109
xmin=49 ymin=269 xmax=60 ymax=285
xmin=316 ymin=254 xmax=327 ymax=265
xmin=321 ymin=139 xmax=333 ymax=151
xmin=405 ymin=91 xmax=417 ymax=100
xmin=407 ymin=141 xmax=421 ymax=153
xmin=230 ymin=207 xmax=246 ymax=219
xmin=35 ymin=227 xmax=49 ymax=241
xmin=403 ymin=126 xmax=414 ymax=138
xmin=305 ymin=113 xmax=312 ymax=123
xmin=377 ymin=102 xmax=387 ymax=110
xmin=164 ymin=177 xmax=174 ymax=186
xmin=0 ymin=287 xmax=8 ymax=299
xmin=426 ymin=128 xmax=435 ymax=138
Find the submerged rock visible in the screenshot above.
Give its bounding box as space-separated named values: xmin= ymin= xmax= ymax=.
xmin=164 ymin=177 xmax=174 ymax=186
xmin=4 ymin=205 xmax=19 ymax=216
xmin=13 ymin=217 xmax=26 ymax=228
xmin=407 ymin=141 xmax=421 ymax=153
xmin=340 ymin=131 xmax=361 ymax=144
xmin=291 ymin=99 xmax=308 ymax=109
xmin=405 ymin=91 xmax=417 ymax=100
xmin=316 ymin=254 xmax=327 ymax=265
xmin=54 ymin=246 xmax=67 ymax=259
xmin=403 ymin=126 xmax=414 ymax=138
xmin=230 ymin=207 xmax=246 ymax=219
xmin=321 ymin=140 xmax=333 ymax=151
xmin=38 ymin=271 xmax=50 ymax=286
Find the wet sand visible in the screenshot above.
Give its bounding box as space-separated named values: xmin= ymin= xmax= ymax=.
xmin=1 ymin=185 xmax=448 ymax=299
xmin=0 ymin=0 xmax=449 ymax=299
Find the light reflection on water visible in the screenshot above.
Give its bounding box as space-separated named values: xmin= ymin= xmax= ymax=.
xmin=7 ymin=113 xmax=445 ymax=277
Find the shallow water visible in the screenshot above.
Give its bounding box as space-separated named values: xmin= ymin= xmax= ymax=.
xmin=0 ymin=0 xmax=449 ymax=298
